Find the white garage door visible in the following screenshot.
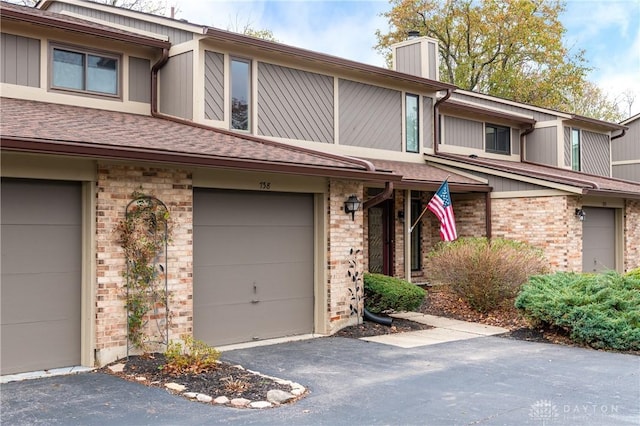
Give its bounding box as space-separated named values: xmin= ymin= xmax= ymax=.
xmin=582 ymin=207 xmax=616 ymax=272
xmin=193 ymin=189 xmax=314 ymax=346
xmin=1 ymin=179 xmax=82 ymax=374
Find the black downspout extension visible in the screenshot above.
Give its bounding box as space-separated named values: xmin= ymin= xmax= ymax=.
xmin=611 ymin=129 xmax=627 ymax=140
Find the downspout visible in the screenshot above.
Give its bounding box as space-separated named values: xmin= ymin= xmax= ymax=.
xmin=611 ymin=129 xmax=626 ymax=140
xmin=485 ymin=191 xmax=492 ymax=239
xmin=433 ymin=89 xmax=453 ymax=156
xmin=363 ymin=181 xmax=394 ymax=209
xmin=519 ymin=123 xmax=535 ymax=163
xmin=151 ymin=48 xmax=169 ymax=116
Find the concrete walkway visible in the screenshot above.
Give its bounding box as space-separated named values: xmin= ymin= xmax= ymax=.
xmin=360 ymin=312 xmax=508 ymax=348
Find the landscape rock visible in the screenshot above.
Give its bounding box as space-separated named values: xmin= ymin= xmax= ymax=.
xmin=165 ymin=382 xmax=186 ymax=392
xmin=107 ymin=363 xmax=125 ymax=373
xmin=196 ymin=394 xmax=212 ymax=403
xmin=183 ymin=392 xmax=198 ymax=399
xmin=266 ymin=389 xmax=294 ymax=404
xmin=249 ymin=401 xmax=272 ymax=409
xmin=213 ymin=396 xmax=230 ymax=404
xmin=291 ymin=384 xmax=306 ymax=396
xmin=230 ymin=398 xmax=251 ymax=407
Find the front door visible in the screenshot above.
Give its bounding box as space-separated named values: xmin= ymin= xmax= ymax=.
xmin=368 ymin=200 xmax=394 ymax=275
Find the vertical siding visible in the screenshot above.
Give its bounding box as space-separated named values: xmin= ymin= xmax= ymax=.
xmin=470 ymin=172 xmax=546 ymax=191
xmin=128 ymin=57 xmax=150 ymax=103
xmin=442 ymin=115 xmax=483 ymax=149
xmin=396 ymin=43 xmax=421 ymax=77
xmin=564 ymin=126 xmax=571 ymax=167
xmin=612 ymin=118 xmax=640 ymax=161
xmin=525 ymin=127 xmax=557 ymax=165
xmin=257 ymin=63 xmax=333 ymax=143
xmin=612 ymin=164 xmax=640 ymax=182
xmin=204 ymin=51 xmax=224 ymax=121
xmin=451 ymin=92 xmax=554 ymax=121
xmin=582 ymin=130 xmax=610 ymax=177
xmin=423 ymin=97 xmax=433 ymax=148
xmin=46 ymin=3 xmax=193 ymax=44
xmin=338 ymin=79 xmax=401 ymax=150
xmin=1 ymin=33 xmax=40 ymax=87
xmin=159 ymin=51 xmax=193 ymax=120
xmin=427 ymin=41 xmax=437 ymax=80
xmin=511 ymin=128 xmax=520 ymax=156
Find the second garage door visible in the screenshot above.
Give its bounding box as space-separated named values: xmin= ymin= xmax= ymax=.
xmin=193 ymin=189 xmax=314 ymax=346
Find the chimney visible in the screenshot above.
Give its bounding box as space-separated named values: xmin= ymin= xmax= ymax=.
xmin=390 ymin=35 xmax=439 ymax=81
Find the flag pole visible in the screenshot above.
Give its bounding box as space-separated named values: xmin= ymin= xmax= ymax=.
xmin=409 ymin=176 xmax=451 ymax=233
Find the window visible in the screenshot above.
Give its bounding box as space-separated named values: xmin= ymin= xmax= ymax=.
xmin=51 ymin=46 xmax=119 ymax=96
xmin=485 ymin=123 xmax=510 ymax=155
xmin=231 ymin=58 xmax=251 ymax=131
xmin=405 ymin=94 xmax=419 ymax=153
xmin=410 ymin=197 xmax=422 ymax=271
xmin=571 ymin=128 xmax=581 ymax=171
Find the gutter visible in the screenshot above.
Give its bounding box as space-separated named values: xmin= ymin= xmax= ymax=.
xmin=433 ymin=89 xmax=453 ymax=156
xmin=611 ymin=129 xmax=626 ymax=140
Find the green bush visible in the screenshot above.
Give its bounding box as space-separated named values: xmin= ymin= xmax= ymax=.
xmin=364 ymin=273 xmax=426 ymax=314
xmin=163 ymin=335 xmax=220 ymax=374
xmin=625 ymin=267 xmax=640 ymax=280
xmin=424 ymin=237 xmax=548 ymax=313
xmin=515 ymin=272 xmax=640 ymax=351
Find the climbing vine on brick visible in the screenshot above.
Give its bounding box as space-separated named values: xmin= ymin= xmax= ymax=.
xmin=116 ymin=192 xmax=171 ymax=352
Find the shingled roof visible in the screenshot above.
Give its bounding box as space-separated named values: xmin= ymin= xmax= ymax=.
xmin=427 ymin=153 xmax=640 ymax=198
xmin=0 ymin=97 xmax=398 ymax=181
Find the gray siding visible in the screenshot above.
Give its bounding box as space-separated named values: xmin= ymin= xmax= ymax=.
xmin=258 ymin=63 xmax=333 ymax=143
xmin=159 ymin=51 xmax=193 ymax=120
xmin=427 ymin=41 xmax=437 ymax=79
xmin=582 ymin=130 xmax=610 ymax=177
xmin=1 ymin=33 xmax=40 ymax=88
xmin=443 ymin=115 xmax=483 ymax=149
xmin=339 ymin=79 xmax=401 ymax=150
xmin=451 ymin=92 xmax=555 ymax=121
xmin=470 ymin=172 xmax=546 ymax=192
xmin=612 ymin=164 xmax=640 ymax=182
xmin=423 ymin=97 xmax=433 ymax=148
xmin=46 ymin=3 xmax=193 ymax=44
xmin=525 ymin=127 xmax=557 ymax=165
xmin=564 ymin=126 xmax=571 ymax=167
xmin=204 ymin=51 xmax=224 ymax=121
xmin=128 ymin=57 xmax=150 ymax=103
xmin=396 ymin=43 xmax=421 ymax=77
xmin=612 ymin=117 xmax=640 ymax=161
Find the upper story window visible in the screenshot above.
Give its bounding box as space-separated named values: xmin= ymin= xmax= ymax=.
xmin=405 ymin=94 xmax=419 ymax=153
xmin=571 ymin=128 xmax=581 ymax=171
xmin=485 ymin=123 xmax=510 ymax=155
xmin=51 ymin=45 xmax=119 ymax=97
xmin=231 ymin=57 xmax=251 ymax=131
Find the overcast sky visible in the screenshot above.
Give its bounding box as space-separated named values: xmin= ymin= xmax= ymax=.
xmin=178 ymin=0 xmax=640 ymax=118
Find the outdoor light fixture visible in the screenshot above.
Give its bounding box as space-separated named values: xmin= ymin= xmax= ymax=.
xmin=344 ymin=195 xmax=361 ymax=221
xmin=575 ymin=208 xmax=586 ymax=222
xmin=397 ymin=210 xmax=405 ymax=223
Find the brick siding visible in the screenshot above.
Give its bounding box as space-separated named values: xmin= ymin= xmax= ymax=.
xmin=625 ymin=199 xmax=640 ymax=271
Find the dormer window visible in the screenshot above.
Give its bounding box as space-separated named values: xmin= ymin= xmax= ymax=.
xmin=50 ymin=44 xmax=119 ymax=97
xmin=485 ymin=123 xmax=510 ymax=155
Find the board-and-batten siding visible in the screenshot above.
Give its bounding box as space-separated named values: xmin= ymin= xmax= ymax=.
xmin=451 ymin=93 xmax=555 ymax=122
xmin=582 ymin=130 xmax=610 ymax=177
xmin=525 ymin=127 xmax=557 ymax=166
xmin=1 ymin=33 xmax=40 ymax=88
xmin=159 ymin=51 xmax=193 ymax=120
xmin=45 ymin=3 xmax=193 ymax=44
xmin=423 ymin=97 xmax=433 ymax=148
xmin=204 ymin=51 xmax=224 ymax=121
xmin=339 ymin=79 xmax=401 ymax=150
xmin=257 ymin=63 xmax=333 ymax=143
xmin=612 ymin=118 xmax=640 ymax=161
xmin=396 ymin=43 xmax=421 ymax=77
xmin=442 ymin=115 xmax=483 ymax=149
xmin=564 ymin=126 xmax=571 ymax=167
xmin=128 ymin=57 xmax=150 ymax=103
xmin=511 ymin=128 xmax=520 ymax=156
xmin=612 ymin=164 xmax=640 ymax=182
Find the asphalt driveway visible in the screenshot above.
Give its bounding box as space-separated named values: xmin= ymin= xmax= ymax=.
xmin=1 ymin=336 xmax=639 ymax=425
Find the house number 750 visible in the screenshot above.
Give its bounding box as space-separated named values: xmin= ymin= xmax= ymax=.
xmin=259 ymin=181 xmax=271 ymax=190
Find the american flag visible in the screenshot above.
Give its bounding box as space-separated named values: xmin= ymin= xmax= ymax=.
xmin=427 ymin=180 xmax=457 ymax=241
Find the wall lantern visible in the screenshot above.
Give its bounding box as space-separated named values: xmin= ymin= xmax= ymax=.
xmin=344 ymin=195 xmax=361 ymax=221
xmin=575 ymin=208 xmax=586 ymax=222
xmin=397 ymin=210 xmax=405 ymax=223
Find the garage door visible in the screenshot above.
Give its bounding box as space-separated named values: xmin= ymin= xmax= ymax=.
xmin=582 ymin=207 xmax=615 ymax=272
xmin=193 ymin=189 xmax=314 ymax=346
xmin=1 ymin=179 xmax=82 ymax=374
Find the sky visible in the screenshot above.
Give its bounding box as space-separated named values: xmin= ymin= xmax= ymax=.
xmin=177 ymin=0 xmax=640 ymax=118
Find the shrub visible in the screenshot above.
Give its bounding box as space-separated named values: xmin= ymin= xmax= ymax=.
xmin=364 ymin=273 xmax=426 ymax=314
xmin=625 ymin=267 xmax=640 ymax=280
xmin=163 ymin=335 xmax=220 ymax=375
xmin=424 ymin=237 xmax=548 ymax=313
xmin=515 ymin=272 xmax=640 ymax=351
